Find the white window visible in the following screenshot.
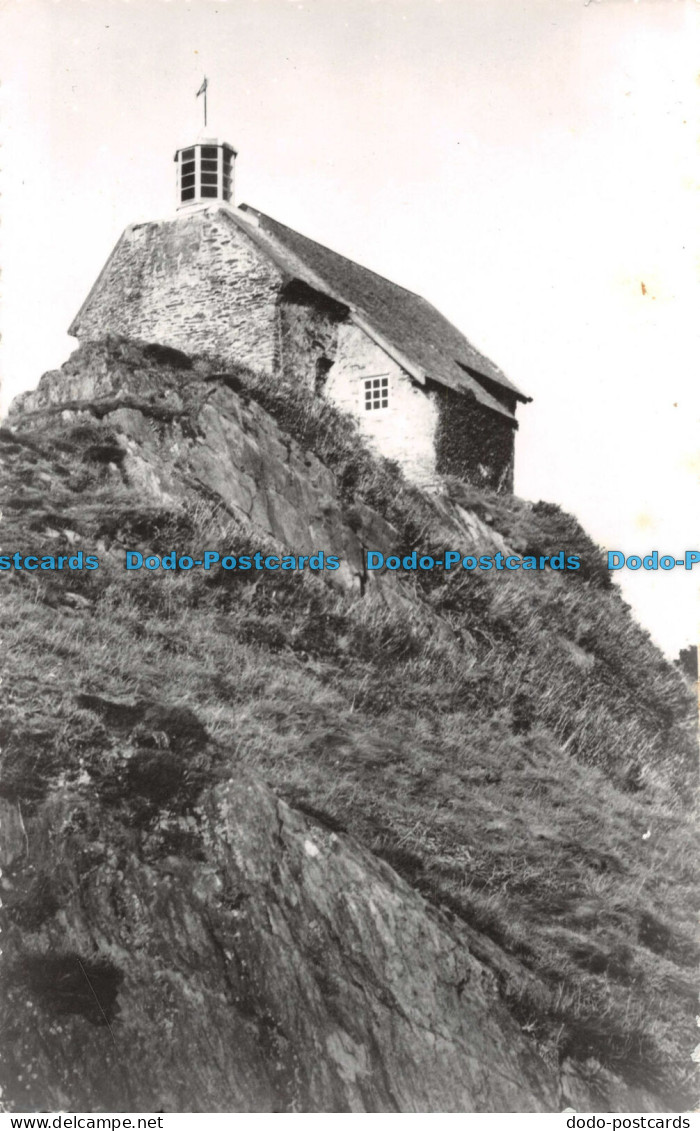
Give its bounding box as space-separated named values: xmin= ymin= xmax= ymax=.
xmin=363 ymin=375 xmax=389 ymax=411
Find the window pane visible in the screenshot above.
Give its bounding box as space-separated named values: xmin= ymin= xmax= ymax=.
xmin=181 ymin=174 xmax=195 ymax=188
xmin=181 ymin=161 xmax=195 ymax=176
xmin=201 ymin=146 xmax=218 ymax=158
xmin=201 ymin=159 xmax=218 ymax=172
xmin=201 ymin=186 xmax=218 ymax=197
xmin=201 ymin=173 xmax=218 ymax=186
xmin=182 ymin=148 xmax=195 ymax=161
xmin=181 ymin=187 xmax=195 ymax=201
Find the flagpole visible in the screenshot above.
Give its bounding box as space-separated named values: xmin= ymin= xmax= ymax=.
xmin=196 ymin=77 xmax=208 ymax=130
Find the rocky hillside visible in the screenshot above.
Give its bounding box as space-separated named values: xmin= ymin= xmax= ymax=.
xmin=1 ymin=339 xmax=697 ymax=1112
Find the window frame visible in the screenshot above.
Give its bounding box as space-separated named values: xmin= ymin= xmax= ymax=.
xmin=176 ymin=143 xmax=234 ymax=206
xmin=362 ymin=374 xmax=390 ymax=413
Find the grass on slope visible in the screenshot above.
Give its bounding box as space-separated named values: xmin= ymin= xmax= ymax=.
xmin=1 ymin=341 xmax=698 ymax=1108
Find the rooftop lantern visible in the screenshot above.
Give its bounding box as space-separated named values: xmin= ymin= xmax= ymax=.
xmin=174 ymin=77 xmax=237 ymax=210
xmin=174 ymin=138 xmax=237 ymax=209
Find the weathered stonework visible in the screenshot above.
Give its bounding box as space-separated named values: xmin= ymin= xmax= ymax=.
xmin=278 ymin=282 xmax=345 ymax=392
xmin=72 ymin=210 xmax=283 ymax=375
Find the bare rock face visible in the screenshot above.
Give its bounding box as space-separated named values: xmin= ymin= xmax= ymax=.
xmin=1 ymin=698 xmax=557 ymax=1113
xmin=9 ymin=339 xmax=508 ymax=594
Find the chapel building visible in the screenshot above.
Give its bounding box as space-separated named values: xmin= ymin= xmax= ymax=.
xmin=69 ymin=135 xmax=530 ymax=490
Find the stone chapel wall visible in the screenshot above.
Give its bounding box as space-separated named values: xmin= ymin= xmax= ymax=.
xmin=71 ymin=210 xmax=282 ymax=375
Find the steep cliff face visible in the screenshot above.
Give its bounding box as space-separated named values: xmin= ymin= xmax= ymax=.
xmin=1 ymin=340 xmax=697 ymax=1113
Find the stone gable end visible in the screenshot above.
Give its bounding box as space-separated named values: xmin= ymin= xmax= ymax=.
xmin=72 ymin=210 xmax=283 ymax=374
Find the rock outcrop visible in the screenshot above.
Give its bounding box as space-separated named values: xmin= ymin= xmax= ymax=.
xmin=2 ymin=340 xmax=696 ymax=1113
xmin=9 ymin=339 xmax=508 ymax=595
xmin=1 ymin=694 xmax=558 ymax=1112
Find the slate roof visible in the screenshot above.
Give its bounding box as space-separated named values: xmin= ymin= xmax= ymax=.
xmin=230 ymin=204 xmax=530 ymax=422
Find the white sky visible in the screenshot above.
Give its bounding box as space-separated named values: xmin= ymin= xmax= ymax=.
xmin=0 ymin=0 xmax=698 ymax=657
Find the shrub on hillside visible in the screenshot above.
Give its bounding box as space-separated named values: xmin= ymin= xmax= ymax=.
xmin=522 ymin=501 xmax=611 ymax=587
